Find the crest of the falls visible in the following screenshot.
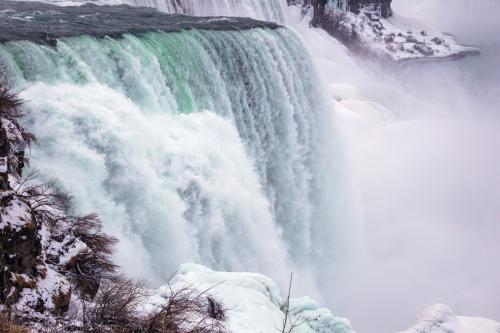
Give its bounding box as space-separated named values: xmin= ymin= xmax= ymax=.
xmin=17 ymin=0 xmax=288 ymax=23
xmin=0 ymin=26 xmax=336 ymax=284
xmin=139 ymin=0 xmax=288 ymax=22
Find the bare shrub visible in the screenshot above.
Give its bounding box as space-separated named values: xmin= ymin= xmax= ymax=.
xmin=15 ymin=171 xmax=73 ymax=213
xmin=82 ymin=274 xmax=149 ymax=332
xmin=280 ymin=273 xmax=305 ymax=333
xmin=145 ymin=281 xmax=228 ymax=333
xmin=70 ymin=214 xmax=118 ymax=276
xmin=0 ymin=80 xmax=35 ymax=147
xmin=65 ymin=214 xmax=118 ymax=299
xmin=0 ymin=83 xmax=24 ymax=120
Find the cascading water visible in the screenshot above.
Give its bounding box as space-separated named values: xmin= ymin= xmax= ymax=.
xmin=0 ymin=26 xmax=336 ymax=285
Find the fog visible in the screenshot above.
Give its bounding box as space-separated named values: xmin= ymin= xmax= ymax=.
xmin=317 ymin=1 xmax=500 ymax=331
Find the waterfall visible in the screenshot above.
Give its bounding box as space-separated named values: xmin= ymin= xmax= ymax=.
xmin=0 ymin=27 xmax=335 ymax=283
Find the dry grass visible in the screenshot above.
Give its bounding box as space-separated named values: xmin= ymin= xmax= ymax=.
xmin=0 ymin=314 xmax=28 ymax=333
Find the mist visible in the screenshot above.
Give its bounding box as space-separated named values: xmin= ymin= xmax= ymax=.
xmin=314 ymin=1 xmax=500 ymax=332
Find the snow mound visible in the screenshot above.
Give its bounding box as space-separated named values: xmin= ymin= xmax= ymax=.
xmin=154 ymin=263 xmax=355 ymax=333
xmin=399 ymin=304 xmax=500 ymax=333
xmin=289 ymin=297 xmax=353 ymax=333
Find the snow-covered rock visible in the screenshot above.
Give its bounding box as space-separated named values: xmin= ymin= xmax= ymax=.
xmin=153 ymin=266 xmax=500 ymax=333
xmin=344 ymin=7 xmax=480 ymax=62
xmin=153 ymin=263 xmax=355 ymax=333
xmin=304 ymin=2 xmax=479 ymax=62
xmin=399 ymin=304 xmax=500 ymax=333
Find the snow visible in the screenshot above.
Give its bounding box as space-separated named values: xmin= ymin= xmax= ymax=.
xmin=150 ymin=265 xmax=500 ymax=333
xmin=40 ymin=220 xmax=90 ymax=267
xmin=0 ymin=195 xmax=32 ymax=231
xmin=0 ymin=157 xmax=7 ymax=173
xmin=398 ymin=304 xmax=500 ymax=333
xmin=150 ymin=264 xmax=355 ymax=333
xmin=333 ymin=7 xmax=479 ymax=62
xmin=289 ymin=297 xmax=353 ymax=333
xmin=17 ymin=267 xmax=70 ymax=313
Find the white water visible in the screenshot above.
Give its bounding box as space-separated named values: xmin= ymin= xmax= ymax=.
xmin=0 ymin=27 xmax=342 ymax=296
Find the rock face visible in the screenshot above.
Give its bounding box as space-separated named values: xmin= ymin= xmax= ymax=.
xmin=0 ymin=112 xmax=38 ymax=308
xmin=0 ymin=195 xmax=40 ymax=307
xmin=0 ymin=187 xmax=81 ymax=317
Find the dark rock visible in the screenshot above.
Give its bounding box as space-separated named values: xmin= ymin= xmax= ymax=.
xmin=384 ymin=35 xmax=394 ymax=43
xmin=406 ymin=36 xmax=419 ymax=43
xmin=0 ymin=127 xmax=10 ymax=191
xmin=0 ymin=197 xmax=41 ymax=306
xmin=414 ymin=44 xmax=434 ymax=56
xmin=432 ymin=37 xmax=444 ymax=45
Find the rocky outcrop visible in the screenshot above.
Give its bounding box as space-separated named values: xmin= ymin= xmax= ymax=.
xmin=293 ymin=0 xmax=479 ymax=62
